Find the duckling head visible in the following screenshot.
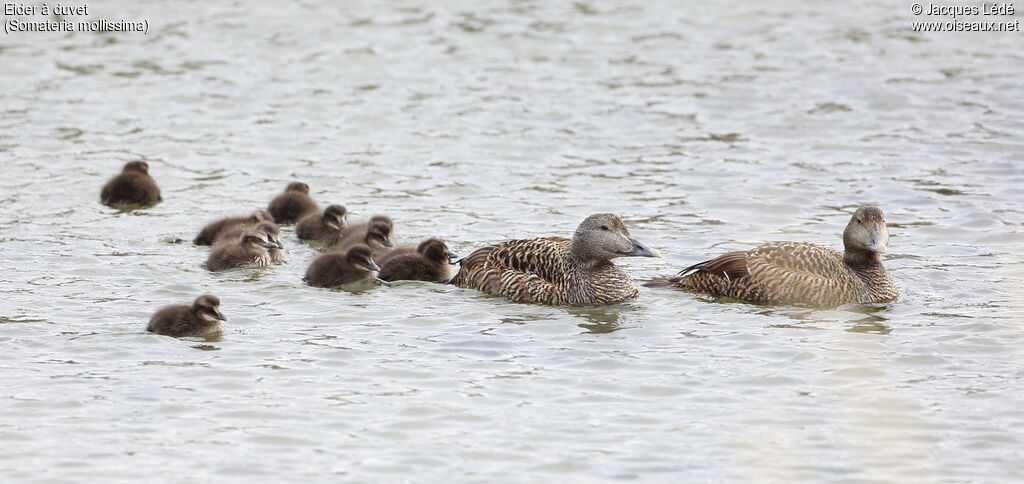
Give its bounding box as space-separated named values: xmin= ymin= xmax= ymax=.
xmin=367 ymin=221 xmax=394 ymax=248
xmin=843 ymin=206 xmax=889 ymax=254
xmin=249 ymin=210 xmax=273 ymax=224
xmin=370 ymin=215 xmax=393 ymax=230
xmin=418 ymin=238 xmax=457 ymax=264
xmin=123 ymin=161 xmax=149 ymax=174
xmin=324 ymin=204 xmax=348 ymax=230
xmin=252 ymin=221 xmax=284 ymax=249
xmin=192 ymin=295 xmax=227 ymax=322
xmin=346 ymin=244 xmax=381 ymax=273
xmin=242 ymin=230 xmax=280 ymax=249
xmin=285 ymin=182 xmax=310 ymax=194
xmin=571 ymin=213 xmax=660 ymax=263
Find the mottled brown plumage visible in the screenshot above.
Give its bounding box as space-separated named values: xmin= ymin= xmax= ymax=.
xmin=147 ymin=294 xmax=226 ymax=338
xmin=100 ymin=161 xmax=161 ymax=206
xmin=304 ymin=244 xmax=381 ymax=288
xmin=193 ymin=210 xmax=273 ymax=246
xmin=216 ymin=221 xmax=285 ymax=262
xmin=296 ymin=204 xmax=348 ymax=246
xmin=206 ymin=230 xmax=281 ymax=272
xmin=650 ymin=207 xmax=898 ymax=307
xmin=450 ymin=213 xmax=660 ymax=305
xmin=377 ymin=238 xmax=457 ymax=283
xmin=268 ymin=182 xmax=318 ymax=224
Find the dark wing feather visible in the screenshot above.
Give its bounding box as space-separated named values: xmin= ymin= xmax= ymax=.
xmin=678 ymin=250 xmax=750 ymax=281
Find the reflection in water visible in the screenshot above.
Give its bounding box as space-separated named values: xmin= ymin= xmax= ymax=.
xmin=570 ymin=307 xmax=624 ymax=333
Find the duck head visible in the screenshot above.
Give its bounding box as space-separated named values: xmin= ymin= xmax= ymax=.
xmin=571 ymin=213 xmax=660 ymax=263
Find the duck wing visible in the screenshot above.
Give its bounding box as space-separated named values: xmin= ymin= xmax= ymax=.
xmin=451 ymin=237 xmax=570 ymax=297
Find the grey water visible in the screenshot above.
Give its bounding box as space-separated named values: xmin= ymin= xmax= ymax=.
xmin=2 ymin=1 xmax=1023 ymax=482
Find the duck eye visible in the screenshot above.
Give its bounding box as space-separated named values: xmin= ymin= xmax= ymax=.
xmin=600 ymin=225 xmax=609 ymax=231
xmin=857 ymin=218 xmax=863 ymax=224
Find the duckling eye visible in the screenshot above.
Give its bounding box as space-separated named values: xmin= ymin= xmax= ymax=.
xmin=600 ymin=225 xmax=609 ymax=231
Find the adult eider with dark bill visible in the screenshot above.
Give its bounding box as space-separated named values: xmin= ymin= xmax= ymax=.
xmin=100 ymin=161 xmax=161 ymax=206
xmin=193 ymin=210 xmax=273 ymax=246
xmin=450 ymin=213 xmax=660 ymax=305
xmin=647 ymin=206 xmax=898 ymax=307
xmin=267 ymin=182 xmax=318 ymax=224
xmin=147 ymin=294 xmax=227 ymax=338
xmin=377 ymin=238 xmax=457 ymax=283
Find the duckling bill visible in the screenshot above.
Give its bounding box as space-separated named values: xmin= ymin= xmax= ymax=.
xmin=647 ymin=206 xmax=898 ymax=307
xmin=100 ymin=161 xmax=161 ymax=207
xmin=147 ymin=294 xmax=226 ymax=337
xmin=450 ymin=213 xmax=660 ymax=305
xmin=268 ymin=182 xmax=319 ymax=224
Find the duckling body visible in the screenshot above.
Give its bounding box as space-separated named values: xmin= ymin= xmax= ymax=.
xmin=216 ymin=221 xmax=285 ymax=262
xmin=193 ymin=210 xmax=272 ymax=246
xmin=650 ymin=207 xmax=898 ymax=307
xmin=147 ymin=295 xmax=226 ymax=337
xmin=304 ymin=245 xmax=381 ymax=288
xmin=206 ymin=230 xmax=280 ymax=272
xmin=268 ymin=182 xmax=318 ymax=224
xmin=377 ymin=238 xmax=456 ymax=283
xmin=296 ymin=205 xmax=348 ymax=246
xmin=450 ymin=213 xmax=659 ymax=305
xmin=334 ymin=216 xmax=395 ymax=255
xmin=100 ymin=161 xmax=161 ymax=206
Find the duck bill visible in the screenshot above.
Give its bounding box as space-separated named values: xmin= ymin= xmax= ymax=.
xmin=447 ymin=253 xmax=460 ymax=264
xmin=366 ymin=261 xmax=381 ymax=272
xmin=261 ymin=242 xmax=278 ymax=249
xmin=214 ymin=310 xmax=228 ymax=321
xmin=624 ymin=238 xmax=661 ymax=258
xmin=382 ymin=238 xmax=394 ymax=248
xmin=866 ymin=232 xmax=887 ymax=254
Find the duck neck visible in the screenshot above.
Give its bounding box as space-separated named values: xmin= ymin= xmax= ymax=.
xmin=569 ymin=241 xmax=612 ymax=270
xmin=843 ymin=248 xmax=883 ymax=271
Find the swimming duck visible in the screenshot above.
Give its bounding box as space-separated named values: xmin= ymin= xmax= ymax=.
xmin=296 ymin=204 xmax=348 ymax=246
xmin=267 ymin=182 xmax=319 ymax=224
xmin=193 ymin=210 xmax=273 ymax=246
xmin=100 ymin=161 xmax=161 ymax=206
xmin=206 ymin=230 xmax=281 ymax=272
xmin=304 ymin=244 xmax=381 ymax=288
xmin=377 ymin=238 xmax=457 ymax=283
xmin=450 ymin=213 xmax=660 ymax=305
xmin=647 ymin=206 xmax=898 ymax=307
xmin=215 ymin=221 xmax=285 ymax=262
xmin=147 ymin=294 xmax=226 ymax=337
xmin=334 ymin=216 xmax=395 ymax=254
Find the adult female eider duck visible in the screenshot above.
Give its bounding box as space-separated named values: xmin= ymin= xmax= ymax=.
xmin=377 ymin=238 xmax=457 ymax=283
xmin=193 ymin=210 xmax=273 ymax=246
xmin=304 ymin=244 xmax=381 ymax=288
xmin=100 ymin=161 xmax=161 ymax=206
xmin=216 ymin=221 xmax=285 ymax=262
xmin=647 ymin=206 xmax=898 ymax=307
xmin=147 ymin=294 xmax=226 ymax=338
xmin=267 ymin=182 xmax=318 ymax=224
xmin=296 ymin=204 xmax=348 ymax=246
xmin=450 ymin=213 xmax=660 ymax=305
xmin=206 ymin=230 xmax=281 ymax=272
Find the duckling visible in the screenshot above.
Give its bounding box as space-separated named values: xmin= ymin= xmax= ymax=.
xmin=267 ymin=182 xmax=319 ymax=224
xmin=147 ymin=294 xmax=226 ymax=338
xmin=215 ymin=221 xmax=285 ymax=262
xmin=377 ymin=238 xmax=457 ymax=283
xmin=304 ymin=244 xmax=381 ymax=288
xmin=206 ymin=230 xmax=281 ymax=272
xmin=193 ymin=210 xmax=273 ymax=246
xmin=334 ymin=216 xmax=395 ymax=254
xmin=100 ymin=161 xmax=161 ymax=206
xmin=450 ymin=213 xmax=660 ymax=305
xmin=647 ymin=206 xmax=898 ymax=307
xmin=296 ymin=204 xmax=348 ymax=246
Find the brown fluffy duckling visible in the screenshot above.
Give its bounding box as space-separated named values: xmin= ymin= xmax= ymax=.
xmin=215 ymin=221 xmax=285 ymax=262
xmin=147 ymin=294 xmax=227 ymax=338
xmin=193 ymin=210 xmax=273 ymax=246
xmin=296 ymin=204 xmax=348 ymax=246
xmin=377 ymin=238 xmax=458 ymax=283
xmin=304 ymin=244 xmax=381 ymax=288
xmin=647 ymin=206 xmax=898 ymax=307
xmin=100 ymin=161 xmax=161 ymax=206
xmin=451 ymin=213 xmax=660 ymax=305
xmin=206 ymin=230 xmax=282 ymax=272
xmin=268 ymin=182 xmax=319 ymax=224
xmin=335 ymin=216 xmax=395 ymax=254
